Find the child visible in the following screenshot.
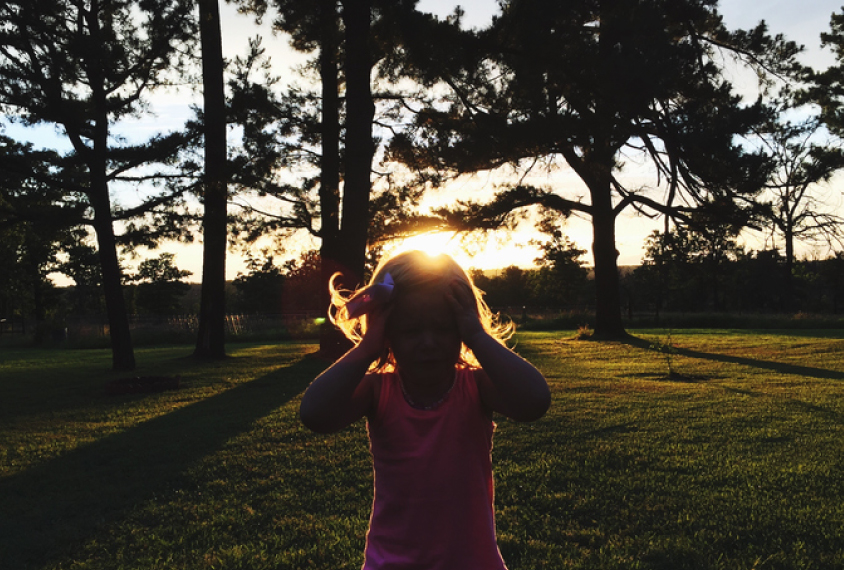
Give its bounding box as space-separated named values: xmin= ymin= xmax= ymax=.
xmin=299 ymin=250 xmax=551 ymax=570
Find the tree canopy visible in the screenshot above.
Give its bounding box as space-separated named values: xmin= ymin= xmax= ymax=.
xmin=387 ymin=0 xmax=804 ymax=337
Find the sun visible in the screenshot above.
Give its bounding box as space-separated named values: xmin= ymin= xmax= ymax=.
xmin=386 ymin=228 xmax=553 ymax=271
xmin=392 ymin=231 xmax=459 ymax=258
xmin=386 ymin=231 xmax=508 ymax=270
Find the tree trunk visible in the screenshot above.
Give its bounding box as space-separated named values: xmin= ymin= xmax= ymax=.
xmin=339 ymin=0 xmax=374 ymax=289
xmin=90 ymin=176 xmax=136 ymax=370
xmin=588 ymin=7 xmax=627 ymax=340
xmin=29 ymin=256 xmax=47 ymax=345
xmin=194 ymin=0 xmax=228 ymax=359
xmin=87 ymin=27 xmax=135 ymax=370
xmin=317 ymin=1 xmax=351 ymax=357
xmin=590 ymin=177 xmax=626 ymax=339
xmin=783 ymin=223 xmax=795 ymax=312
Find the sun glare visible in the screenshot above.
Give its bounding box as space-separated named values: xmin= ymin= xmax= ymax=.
xmin=386 ymin=231 xmax=525 ymax=271
xmin=392 ymin=232 xmax=458 ymax=258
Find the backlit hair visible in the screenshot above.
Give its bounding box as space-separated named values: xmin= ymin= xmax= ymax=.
xmin=329 ymin=250 xmax=513 ymax=371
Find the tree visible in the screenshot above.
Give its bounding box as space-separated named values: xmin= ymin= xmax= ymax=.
xmin=59 ymin=232 xmax=107 ymax=315
xmin=194 ymin=0 xmax=230 ymax=359
xmin=0 ymin=209 xmax=60 ymax=339
xmin=388 ymin=0 xmax=802 ymax=338
xmin=130 ymin=252 xmax=192 ymax=315
xmin=229 ymin=0 xmax=402 ymax=355
xmin=807 ymin=8 xmax=844 ymax=137
xmin=280 ymin=249 xmax=323 ymax=313
xmin=0 ymin=0 xmax=198 ymax=369
xmin=0 ymin=137 xmax=82 ymax=339
xmin=270 ymin=0 xmax=358 ymax=354
xmin=756 ymin=114 xmax=844 ymax=308
xmin=732 ymin=248 xmax=788 ymax=312
xmin=815 ymin=252 xmax=844 ymax=314
xmin=231 ymin=253 xmax=286 ymax=314
xmin=338 ymin=0 xmax=375 ymax=290
xmin=474 ymin=265 xmax=532 ymax=308
xmin=632 ymin=224 xmax=740 ymax=315
xmin=531 ymin=223 xmax=590 ymax=309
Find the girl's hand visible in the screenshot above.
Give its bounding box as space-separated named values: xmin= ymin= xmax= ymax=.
xmin=446 ymin=280 xmax=486 ymax=348
xmin=357 ymin=304 xmax=392 ymax=361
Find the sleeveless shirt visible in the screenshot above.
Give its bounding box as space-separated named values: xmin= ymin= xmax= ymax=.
xmin=362 ymin=368 xmax=508 ymax=570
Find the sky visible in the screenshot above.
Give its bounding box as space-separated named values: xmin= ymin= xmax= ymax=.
xmin=5 ymin=1 xmax=844 ymax=282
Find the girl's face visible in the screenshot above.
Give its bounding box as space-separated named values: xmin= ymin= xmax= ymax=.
xmin=386 ymin=285 xmax=462 ymax=383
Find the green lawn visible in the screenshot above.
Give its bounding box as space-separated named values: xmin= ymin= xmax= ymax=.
xmin=1 ymin=330 xmax=843 ymax=569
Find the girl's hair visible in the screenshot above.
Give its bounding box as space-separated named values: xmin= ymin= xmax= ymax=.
xmin=329 ymin=250 xmax=514 ymax=371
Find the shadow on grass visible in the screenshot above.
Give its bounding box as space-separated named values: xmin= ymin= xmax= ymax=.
xmin=623 ymin=335 xmax=844 ymax=383
xmin=625 ymin=335 xmax=844 ymax=426
xmin=0 ymin=355 xmax=328 ymax=570
xmin=628 ymin=371 xmax=712 ymax=383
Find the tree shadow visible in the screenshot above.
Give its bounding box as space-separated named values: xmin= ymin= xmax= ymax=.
xmin=623 ymin=335 xmax=844 ymax=383
xmin=623 ymin=335 xmax=844 ymax=425
xmin=0 ymin=356 xmax=327 ymax=570
xmin=628 ymin=371 xmax=712 ymax=383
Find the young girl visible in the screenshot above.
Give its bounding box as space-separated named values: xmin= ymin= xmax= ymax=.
xmin=299 ymin=250 xmax=551 ymax=569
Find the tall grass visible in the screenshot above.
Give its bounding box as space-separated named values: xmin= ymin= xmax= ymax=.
xmin=1 ymin=330 xmax=843 ymax=569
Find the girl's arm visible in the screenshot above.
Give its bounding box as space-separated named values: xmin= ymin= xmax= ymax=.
xmin=299 ymin=308 xmax=389 ymax=433
xmin=467 ymin=336 xmax=550 ymax=422
xmin=299 ymin=346 xmax=378 ymax=433
xmin=447 ymin=282 xmax=551 ymax=422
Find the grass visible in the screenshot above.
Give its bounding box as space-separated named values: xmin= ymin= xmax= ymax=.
xmin=1 ymin=330 xmax=844 ymax=569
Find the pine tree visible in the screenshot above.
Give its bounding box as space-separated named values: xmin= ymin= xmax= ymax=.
xmin=388 ymin=0 xmax=803 ymax=338
xmin=0 ymin=0 xmax=198 ymax=368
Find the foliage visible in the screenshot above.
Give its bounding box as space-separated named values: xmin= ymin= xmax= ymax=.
xmin=0 ymin=136 xmax=85 ymax=335
xmin=280 ymin=249 xmax=322 ymax=313
xmin=472 ymin=266 xmax=532 ymax=309
xmin=648 ymin=329 xmax=677 ymax=377
xmin=386 ymin=0 xmax=805 ymax=337
xmin=625 ymin=231 xmax=844 ymax=317
xmin=127 ymin=253 xmax=192 ymax=316
xmin=631 ymin=226 xmax=742 ymax=314
xmin=58 ymin=232 xmax=106 ymax=315
xmin=226 ymin=1 xmax=455 ymax=253
xmin=231 ymin=250 xmax=323 ymax=315
xmin=804 ymin=7 xmax=844 ymax=137
xmin=232 ymin=253 xmax=287 ymax=314
xmin=756 ymin=111 xmax=844 ymax=273
xmin=0 ymin=0 xmax=201 ymax=244
xmin=530 ymin=222 xmax=591 ymax=308
xmin=466 ymin=227 xmax=591 ymax=312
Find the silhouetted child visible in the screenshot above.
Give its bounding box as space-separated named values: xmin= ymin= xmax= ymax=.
xmin=300 ymin=250 xmax=551 ymax=569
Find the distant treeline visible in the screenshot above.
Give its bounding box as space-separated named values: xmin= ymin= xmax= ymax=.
xmin=475 ymin=252 xmax=844 ymax=318
xmin=4 ymin=238 xmax=844 ymax=344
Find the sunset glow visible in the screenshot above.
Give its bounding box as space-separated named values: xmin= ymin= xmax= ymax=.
xmin=383 ymin=229 xmax=545 ymax=272
xmin=390 ymin=231 xmax=460 ymax=258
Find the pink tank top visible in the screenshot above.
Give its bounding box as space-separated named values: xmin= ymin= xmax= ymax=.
xmin=363 ymin=368 xmax=507 ymax=570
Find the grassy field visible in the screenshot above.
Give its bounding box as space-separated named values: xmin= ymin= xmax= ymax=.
xmin=1 ymin=330 xmax=843 ymax=569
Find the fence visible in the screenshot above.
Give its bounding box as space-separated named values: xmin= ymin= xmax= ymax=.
xmin=0 ymin=317 xmax=25 ymax=336
xmin=64 ymin=313 xmax=324 ymax=342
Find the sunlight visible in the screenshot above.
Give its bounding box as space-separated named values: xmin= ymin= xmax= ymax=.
xmin=385 ymin=230 xmax=539 ymax=271
xmin=392 ymin=231 xmax=459 ymax=258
